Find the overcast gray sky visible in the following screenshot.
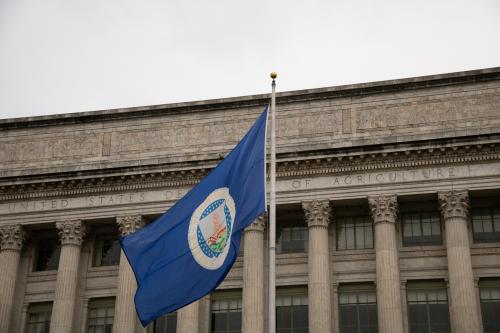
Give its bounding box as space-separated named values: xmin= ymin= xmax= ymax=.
xmin=0 ymin=0 xmax=499 ymax=119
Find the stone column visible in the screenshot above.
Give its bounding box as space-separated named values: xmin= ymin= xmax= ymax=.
xmin=177 ymin=301 xmax=201 ymax=333
xmin=0 ymin=225 xmax=25 ymax=333
xmin=242 ymin=215 xmax=265 ymax=333
xmin=303 ymin=200 xmax=332 ymax=333
xmin=113 ymin=215 xmax=144 ymax=333
xmin=50 ymin=220 xmax=86 ymax=333
xmin=438 ymin=190 xmax=481 ymax=333
xmin=368 ymin=195 xmax=404 ymax=333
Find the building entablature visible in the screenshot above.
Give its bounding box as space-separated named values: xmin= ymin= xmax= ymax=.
xmin=1 ymin=134 xmax=500 ymax=203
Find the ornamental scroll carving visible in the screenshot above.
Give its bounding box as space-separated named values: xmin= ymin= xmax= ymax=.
xmin=368 ymin=195 xmax=398 ymax=224
xmin=302 ymin=200 xmax=330 ymax=228
xmin=438 ymin=190 xmax=469 ymax=220
xmin=246 ymin=214 xmax=266 ymax=233
xmin=116 ymin=215 xmax=144 ymax=236
xmin=0 ymin=225 xmax=25 ymax=251
xmin=56 ymin=220 xmax=86 ymax=246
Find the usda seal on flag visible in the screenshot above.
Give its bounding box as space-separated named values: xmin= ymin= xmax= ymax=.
xmin=188 ymin=187 xmax=236 ymax=270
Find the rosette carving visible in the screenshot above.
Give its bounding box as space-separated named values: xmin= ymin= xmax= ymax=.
xmin=56 ymin=220 xmax=86 ymax=246
xmin=368 ymin=195 xmax=398 ymax=224
xmin=0 ymin=225 xmax=25 ymax=251
xmin=438 ymin=190 xmax=469 ymax=220
xmin=116 ymin=215 xmax=144 ymax=236
xmin=246 ymin=214 xmax=266 ymax=232
xmin=303 ymin=200 xmax=330 ymax=228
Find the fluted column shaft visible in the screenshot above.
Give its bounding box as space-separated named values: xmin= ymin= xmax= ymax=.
xmin=303 ymin=200 xmax=332 ymax=333
xmin=242 ymin=216 xmax=265 ymax=333
xmin=50 ymin=220 xmax=86 ymax=333
xmin=177 ymin=301 xmax=200 ymax=332
xmin=439 ymin=190 xmax=481 ymax=333
xmin=369 ymin=195 xmax=404 ymax=333
xmin=113 ymin=215 xmax=144 ymax=333
xmin=0 ymin=225 xmax=25 ymax=333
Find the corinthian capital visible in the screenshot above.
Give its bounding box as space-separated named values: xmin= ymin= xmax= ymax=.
xmin=116 ymin=215 xmax=144 ymax=236
xmin=246 ymin=214 xmax=266 ymax=233
xmin=368 ymin=195 xmax=398 ymax=224
xmin=0 ymin=225 xmax=25 ymax=251
xmin=56 ymin=220 xmax=86 ymax=246
xmin=438 ymin=190 xmax=469 ymax=220
xmin=302 ymin=200 xmax=330 ymax=228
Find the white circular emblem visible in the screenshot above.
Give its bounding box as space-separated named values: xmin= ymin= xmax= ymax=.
xmin=188 ymin=187 xmax=236 ymax=270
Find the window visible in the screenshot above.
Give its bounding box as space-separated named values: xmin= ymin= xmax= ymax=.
xmin=155 ymin=312 xmax=177 ymax=333
xmin=407 ymin=281 xmax=450 ymax=333
xmin=25 ymin=302 xmax=52 ymax=333
xmin=276 ymin=289 xmax=308 ymax=333
xmin=35 ymin=237 xmax=61 ymax=271
xmin=87 ymin=298 xmax=115 ymax=333
xmin=93 ymin=237 xmax=121 ymax=267
xmin=337 ymin=215 xmax=373 ymax=250
xmin=402 ymin=212 xmax=442 ymax=246
xmin=480 ymin=279 xmax=500 ymax=333
xmin=472 ymin=208 xmax=500 ymax=242
xmin=339 ymin=284 xmax=378 ymax=333
xmin=277 ymin=207 xmax=308 ymax=254
xmin=211 ymin=294 xmax=242 ymax=333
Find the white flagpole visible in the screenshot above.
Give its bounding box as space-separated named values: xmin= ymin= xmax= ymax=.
xmin=268 ymin=72 xmax=277 ymax=333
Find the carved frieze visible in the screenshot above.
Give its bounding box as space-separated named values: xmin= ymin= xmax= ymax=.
xmin=438 ymin=190 xmax=469 ymax=220
xmin=303 ymin=200 xmax=330 ymax=228
xmin=116 ymin=215 xmax=144 ymax=236
xmin=245 ymin=214 xmax=266 ymax=233
xmin=368 ymin=195 xmax=398 ymax=224
xmin=56 ymin=220 xmax=86 ymax=246
xmin=0 ymin=141 xmax=499 ymax=201
xmin=0 ymin=224 xmax=25 ymax=251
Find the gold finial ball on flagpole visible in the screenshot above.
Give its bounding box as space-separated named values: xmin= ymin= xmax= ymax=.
xmin=270 ymin=72 xmax=278 ymax=79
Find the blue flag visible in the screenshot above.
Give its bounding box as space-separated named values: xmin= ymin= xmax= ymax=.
xmin=121 ymin=107 xmax=268 ymax=326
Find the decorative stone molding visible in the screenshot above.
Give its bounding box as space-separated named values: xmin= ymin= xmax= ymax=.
xmin=302 ymin=200 xmax=330 ymax=228
xmin=368 ymin=195 xmax=398 ymax=224
xmin=116 ymin=215 xmax=144 ymax=236
xmin=245 ymin=214 xmax=266 ymax=232
xmin=56 ymin=220 xmax=86 ymax=246
xmin=438 ymin=190 xmax=469 ymax=220
xmin=1 ymin=140 xmax=499 ymax=201
xmin=0 ymin=224 xmax=25 ymax=251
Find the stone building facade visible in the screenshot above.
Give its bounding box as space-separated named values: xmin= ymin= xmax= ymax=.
xmin=1 ymin=67 xmax=500 ymax=333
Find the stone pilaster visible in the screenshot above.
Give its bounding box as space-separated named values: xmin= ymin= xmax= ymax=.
xmin=332 ymin=283 xmax=340 ymax=333
xmin=303 ymin=200 xmax=332 ymax=333
xmin=0 ymin=225 xmax=25 ymax=333
xmin=50 ymin=220 xmax=86 ymax=333
xmin=113 ymin=215 xmax=144 ymax=333
xmin=438 ymin=190 xmax=481 ymax=333
xmin=177 ymin=301 xmax=201 ymax=333
xmin=242 ymin=215 xmax=266 ymax=333
xmin=400 ymin=281 xmax=409 ymax=333
xmin=368 ymin=195 xmax=404 ymax=333
xmin=80 ymin=298 xmax=89 ymax=333
xmin=19 ymin=304 xmax=29 ymax=333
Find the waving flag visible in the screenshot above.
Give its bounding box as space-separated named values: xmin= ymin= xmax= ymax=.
xmin=120 ymin=107 xmax=268 ymax=326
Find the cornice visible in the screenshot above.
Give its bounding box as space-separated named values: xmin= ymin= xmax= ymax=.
xmin=1 ymin=67 xmax=498 ymax=130
xmin=1 ymin=140 xmax=500 ymax=201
